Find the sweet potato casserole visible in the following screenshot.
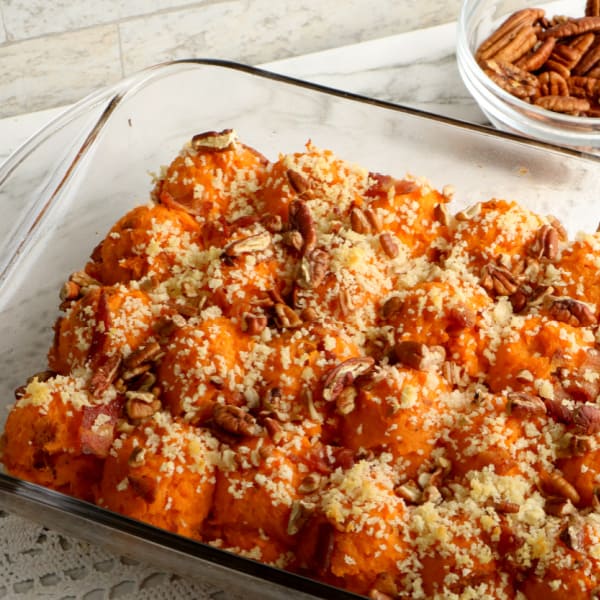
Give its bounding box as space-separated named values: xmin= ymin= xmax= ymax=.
xmin=3 ymin=129 xmax=600 ymax=599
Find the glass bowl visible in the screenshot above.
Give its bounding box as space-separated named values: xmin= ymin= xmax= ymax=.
xmin=457 ymin=0 xmax=600 ymax=153
xmin=1 ymin=59 xmax=600 ymax=599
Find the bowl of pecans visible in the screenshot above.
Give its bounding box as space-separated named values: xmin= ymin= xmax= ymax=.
xmin=457 ymin=0 xmax=600 ymax=152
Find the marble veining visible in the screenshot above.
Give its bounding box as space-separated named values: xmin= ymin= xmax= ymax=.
xmin=0 ymin=0 xmax=461 ymax=118
xmin=0 ymin=24 xmax=120 ymax=117
xmin=0 ymin=0 xmax=207 ymax=40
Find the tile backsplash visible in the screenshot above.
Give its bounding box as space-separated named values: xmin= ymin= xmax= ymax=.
xmin=0 ymin=0 xmax=459 ymax=118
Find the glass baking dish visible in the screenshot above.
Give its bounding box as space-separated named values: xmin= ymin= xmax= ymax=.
xmin=0 ymin=59 xmax=599 ymax=599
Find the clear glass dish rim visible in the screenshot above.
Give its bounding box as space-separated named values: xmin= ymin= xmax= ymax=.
xmin=457 ymin=0 xmax=600 ymax=135
xmin=1 ymin=58 xmax=600 ymax=599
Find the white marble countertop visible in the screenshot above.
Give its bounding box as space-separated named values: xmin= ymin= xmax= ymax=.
xmin=0 ymin=13 xmax=489 ymax=600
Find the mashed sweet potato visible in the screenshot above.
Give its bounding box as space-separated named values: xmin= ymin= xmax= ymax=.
xmin=3 ymin=129 xmax=600 ymax=599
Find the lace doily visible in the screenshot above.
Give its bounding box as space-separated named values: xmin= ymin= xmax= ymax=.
xmin=0 ymin=511 xmax=235 ymax=600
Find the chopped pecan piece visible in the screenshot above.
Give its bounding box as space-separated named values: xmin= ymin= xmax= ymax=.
xmin=128 ymin=474 xmax=157 ymax=503
xmin=191 ymin=129 xmax=236 ymax=152
xmin=298 ymin=473 xmax=321 ymax=494
xmin=559 ymin=516 xmax=585 ymax=551
xmin=223 ymin=231 xmax=271 ymax=257
xmin=335 ymin=386 xmax=357 ymax=415
xmin=125 ymin=391 xmax=161 ymax=420
xmin=506 ymin=391 xmax=547 ymax=417
xmin=545 ymin=497 xmax=576 ymax=516
xmin=261 ymin=214 xmax=283 ymax=233
xmin=123 ymin=341 xmax=162 ymax=370
xmin=395 ymin=480 xmax=422 ymax=504
xmin=287 ymin=500 xmax=315 ymax=535
xmin=60 ymin=280 xmax=81 ymax=303
xmin=274 ymin=303 xmax=303 ymax=328
xmin=213 ymin=404 xmax=261 ymax=437
xmin=286 ymin=169 xmax=310 ymax=195
xmin=381 ymin=295 xmax=403 ymax=320
xmin=372 ymin=572 xmax=398 ymax=598
xmin=242 ymin=313 xmax=268 ymax=335
xmin=379 ymin=232 xmax=399 ymax=258
xmin=395 ymin=341 xmax=446 ymax=371
xmin=480 ymin=263 xmax=518 ymax=296
xmin=572 ymin=404 xmax=600 ymax=434
xmin=282 ymin=230 xmax=304 ymax=253
xmin=540 ymin=469 xmax=581 ymax=504
xmin=549 ymin=296 xmax=596 ymax=326
xmin=322 ymin=357 xmax=375 ymax=402
xmin=350 ymin=207 xmax=371 ymax=234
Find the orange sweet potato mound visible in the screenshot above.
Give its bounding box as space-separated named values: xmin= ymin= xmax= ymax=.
xmin=3 ymin=129 xmax=600 ymax=599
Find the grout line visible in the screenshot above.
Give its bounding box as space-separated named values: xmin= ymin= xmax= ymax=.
xmin=0 ymin=1 xmax=218 ymax=47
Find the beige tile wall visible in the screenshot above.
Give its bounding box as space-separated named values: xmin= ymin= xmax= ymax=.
xmin=0 ymin=0 xmax=460 ymax=118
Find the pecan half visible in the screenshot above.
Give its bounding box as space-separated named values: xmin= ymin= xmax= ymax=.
xmin=191 ymin=129 xmax=236 ymax=152
xmin=289 ymin=200 xmax=316 ymax=256
xmin=223 ymin=231 xmax=271 ymax=257
xmin=287 ymin=169 xmax=310 ymax=195
xmin=506 ymin=391 xmax=547 ymax=417
xmin=517 ymin=37 xmax=557 ymax=71
xmin=350 ymin=207 xmax=371 ymax=234
xmin=588 ymin=0 xmax=600 ymax=17
xmin=379 ymin=232 xmax=399 ymax=258
xmin=538 ymin=71 xmax=569 ymax=97
xmin=477 ymin=9 xmax=545 ymax=61
xmin=480 ymin=263 xmax=518 ymax=296
xmin=123 ymin=341 xmax=162 ymax=370
xmin=297 ymin=248 xmax=330 ymax=289
xmin=574 ymin=39 xmax=600 ymax=75
xmin=395 ymin=341 xmax=446 ymax=371
xmin=534 ymin=95 xmax=590 ymax=114
xmin=213 ymin=404 xmax=261 ymax=437
xmin=322 ymin=357 xmax=375 ymax=402
xmin=549 ymin=297 xmax=596 ymax=326
xmin=482 ymin=59 xmax=540 ymax=100
xmin=569 ymin=74 xmax=600 ymax=99
xmin=541 ymin=16 xmax=600 ymax=40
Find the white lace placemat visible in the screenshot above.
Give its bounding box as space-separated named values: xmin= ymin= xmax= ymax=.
xmin=0 ymin=511 xmax=229 ymax=600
